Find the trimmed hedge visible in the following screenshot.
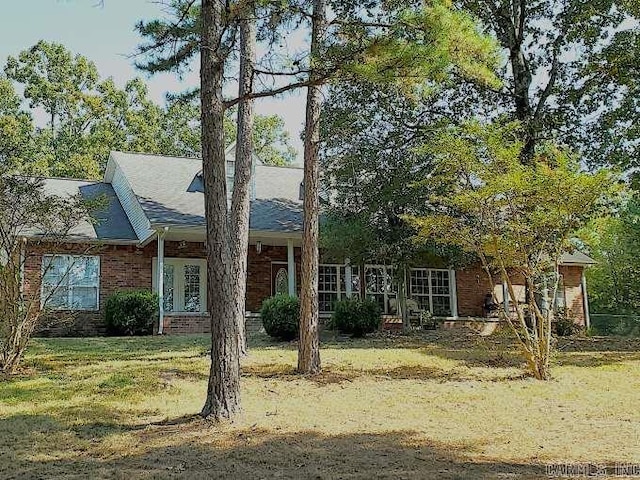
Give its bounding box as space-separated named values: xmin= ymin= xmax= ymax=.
xmin=329 ymin=298 xmax=381 ymax=337
xmin=261 ymin=295 xmax=300 ymax=341
xmin=105 ymin=290 xmax=158 ymax=336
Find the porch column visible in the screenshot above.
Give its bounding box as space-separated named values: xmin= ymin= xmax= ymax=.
xmin=502 ymin=280 xmax=509 ymax=313
xmin=581 ymin=270 xmax=591 ymax=329
xmin=157 ymin=227 xmax=168 ymax=334
xmin=449 ymin=268 xmax=458 ymax=319
xmin=345 ymin=258 xmax=352 ymax=298
xmin=19 ymin=237 xmax=27 ymax=300
xmin=287 ymin=238 xmax=296 ymax=297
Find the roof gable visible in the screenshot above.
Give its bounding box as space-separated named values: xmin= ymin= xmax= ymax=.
xmin=36 ymin=178 xmax=138 ymax=242
xmin=106 ymin=150 xmax=303 ymax=233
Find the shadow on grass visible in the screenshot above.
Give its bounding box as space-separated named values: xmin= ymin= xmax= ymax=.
xmin=0 ymin=415 xmax=549 ymax=479
xmin=554 ymin=351 xmax=640 ymax=368
xmin=26 ymin=335 xmax=211 ymax=371
xmin=243 ymin=362 xmax=528 ymax=384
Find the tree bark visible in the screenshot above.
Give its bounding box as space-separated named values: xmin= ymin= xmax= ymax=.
xmin=298 ymin=0 xmax=326 ymax=374
xmin=231 ymin=5 xmax=257 ymax=357
xmin=200 ymin=0 xmax=241 ymax=420
xmin=485 ymin=0 xmax=537 ymax=162
xmin=510 ymin=47 xmax=535 ymax=161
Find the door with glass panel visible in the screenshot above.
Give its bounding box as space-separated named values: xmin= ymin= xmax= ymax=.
xmin=271 ymin=262 xmax=289 ymax=296
xmin=153 ymin=258 xmax=207 ymax=313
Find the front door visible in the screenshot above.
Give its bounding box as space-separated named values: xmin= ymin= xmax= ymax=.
xmin=271 ymin=262 xmax=289 ymax=296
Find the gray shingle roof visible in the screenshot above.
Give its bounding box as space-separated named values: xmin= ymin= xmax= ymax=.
xmin=110 ymin=151 xmax=303 ymax=233
xmin=250 ymin=198 xmax=303 ymax=233
xmin=40 ymin=178 xmax=138 ymax=241
xmin=560 ymin=251 xmax=596 ymax=265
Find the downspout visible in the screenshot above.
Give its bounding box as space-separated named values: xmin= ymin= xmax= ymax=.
xmin=581 ymin=269 xmax=591 ymax=329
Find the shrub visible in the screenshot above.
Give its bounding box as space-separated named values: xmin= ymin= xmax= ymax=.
xmin=554 ymin=308 xmax=581 ymax=337
xmin=261 ymin=295 xmax=300 ymax=341
xmin=591 ymin=313 xmax=640 ymax=336
xmin=330 ymin=298 xmax=381 ymax=337
xmin=105 ymin=290 xmax=158 ymax=336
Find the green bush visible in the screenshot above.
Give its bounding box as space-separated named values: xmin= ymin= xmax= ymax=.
xmin=590 ymin=313 xmax=640 ymax=336
xmin=329 ymin=298 xmax=381 ymax=337
xmin=105 ymin=290 xmax=158 ymax=336
xmin=261 ymin=295 xmax=300 ymax=341
xmin=554 ymin=308 xmax=581 ymax=337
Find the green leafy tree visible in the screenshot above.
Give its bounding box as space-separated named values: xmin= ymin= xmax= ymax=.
xmin=572 ymin=5 xmax=640 ymax=185
xmin=0 ymin=77 xmax=34 ymax=171
xmin=0 ymin=175 xmax=96 ymax=374
xmin=580 ymin=195 xmax=640 ymax=315
xmin=406 ymin=121 xmax=614 ymax=380
xmin=444 ymin=0 xmax=622 ymax=162
xmin=135 ymin=0 xmax=503 ymax=403
xmin=5 ymin=40 xmax=102 ymax=178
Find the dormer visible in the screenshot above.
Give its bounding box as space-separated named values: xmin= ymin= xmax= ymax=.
xmin=193 ymin=143 xmax=258 ymax=201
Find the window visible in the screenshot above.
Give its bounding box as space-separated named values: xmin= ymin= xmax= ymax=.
xmin=319 ymin=265 xmax=339 ymax=312
xmin=409 ymin=269 xmax=452 ymax=316
xmin=41 ymin=255 xmax=100 ymax=310
xmin=364 ymin=265 xmax=396 ymax=314
xmin=153 ymin=258 xmax=207 ymax=313
xmin=226 ymin=159 xmax=235 ymax=194
xmin=318 ymin=264 xmax=361 ymax=312
xmin=184 ymin=265 xmax=201 ymax=312
xmin=274 ymin=268 xmax=289 ymax=296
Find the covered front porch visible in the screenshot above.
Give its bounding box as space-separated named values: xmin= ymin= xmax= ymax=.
xmin=146 ymin=227 xmax=302 ymax=335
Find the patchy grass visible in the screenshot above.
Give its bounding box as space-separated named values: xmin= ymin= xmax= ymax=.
xmin=1 ymin=330 xmax=639 ymax=479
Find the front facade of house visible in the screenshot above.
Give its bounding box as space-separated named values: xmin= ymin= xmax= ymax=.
xmin=24 ymin=150 xmax=595 ymax=336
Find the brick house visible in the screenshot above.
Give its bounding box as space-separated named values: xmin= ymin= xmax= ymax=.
xmin=23 ymin=150 xmax=595 ymax=336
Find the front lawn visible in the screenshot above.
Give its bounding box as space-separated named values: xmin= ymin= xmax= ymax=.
xmin=1 ymin=330 xmax=639 ymax=479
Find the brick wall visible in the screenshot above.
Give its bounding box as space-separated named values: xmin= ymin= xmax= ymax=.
xmin=26 ymin=242 xmax=152 ymax=336
xmin=560 ymin=265 xmax=586 ymax=326
xmin=455 ymin=265 xmax=498 ymax=317
xmin=25 ymin=239 xmax=589 ymax=336
xmin=455 ymin=264 xmax=587 ymax=326
xmin=26 ymin=240 xmax=299 ymax=336
xmin=246 ymin=244 xmax=302 ymax=311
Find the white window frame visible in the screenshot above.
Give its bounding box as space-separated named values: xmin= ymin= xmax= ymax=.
xmin=364 ymin=265 xmax=397 ymax=314
xmin=318 ymin=264 xmax=361 ymax=312
xmin=41 ymin=255 xmax=101 ymax=311
xmin=153 ymin=258 xmax=207 ymax=314
xmin=409 ymin=268 xmax=453 ymax=316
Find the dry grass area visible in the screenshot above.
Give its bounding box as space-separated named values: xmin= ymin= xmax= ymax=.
xmin=1 ymin=330 xmax=639 ymax=479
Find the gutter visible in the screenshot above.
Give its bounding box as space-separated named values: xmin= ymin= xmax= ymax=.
xmin=23 ymin=235 xmax=140 ymax=246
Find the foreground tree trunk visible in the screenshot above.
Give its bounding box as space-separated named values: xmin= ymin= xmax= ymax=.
xmin=298 ymin=0 xmax=326 ymax=374
xmin=484 ymin=262 xmax=553 ymax=381
xmin=231 ymin=6 xmax=257 ymax=357
xmin=200 ymin=0 xmax=241 ymax=420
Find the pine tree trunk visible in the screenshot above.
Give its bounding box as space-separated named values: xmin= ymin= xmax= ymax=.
xmin=231 ymin=7 xmax=257 ymax=357
xmin=298 ymin=0 xmax=326 ymax=375
xmin=505 ymin=7 xmax=535 ymax=161
xmin=200 ymin=0 xmax=241 ymax=420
